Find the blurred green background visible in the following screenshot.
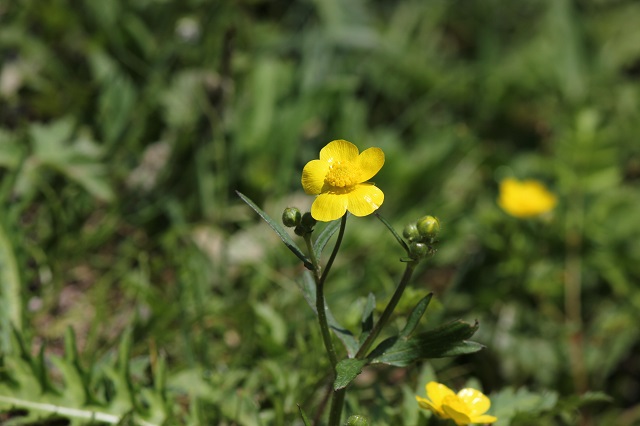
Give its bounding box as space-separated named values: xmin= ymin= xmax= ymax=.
xmin=1 ymin=0 xmax=640 ymax=424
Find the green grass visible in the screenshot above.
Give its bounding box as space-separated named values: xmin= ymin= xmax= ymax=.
xmin=1 ymin=0 xmax=640 ymax=424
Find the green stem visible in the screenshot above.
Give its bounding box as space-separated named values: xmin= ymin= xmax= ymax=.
xmin=328 ymin=388 xmax=346 ymax=426
xmin=320 ymin=215 xmax=348 ymax=288
xmin=304 ymin=235 xmax=337 ymax=368
xmin=355 ymin=260 xmax=418 ymax=359
xmin=303 ymin=215 xmax=348 ymax=369
xmin=305 ymin=215 xmax=348 ymax=425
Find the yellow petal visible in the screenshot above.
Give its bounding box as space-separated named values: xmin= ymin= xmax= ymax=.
xmin=311 ymin=192 xmax=348 ymax=222
xmin=416 ymin=396 xmax=443 ymax=415
xmin=302 ymin=159 xmax=330 ymax=194
xmin=345 ymin=184 xmax=384 ymax=217
xmin=457 ymin=388 xmax=491 ymax=416
xmin=355 ymin=147 xmax=384 ymax=182
xmin=471 ymin=414 xmax=498 ymax=424
xmin=319 ymin=140 xmax=359 ymax=164
xmin=442 ymin=396 xmax=472 ymax=426
xmin=426 ymin=382 xmax=456 ymax=409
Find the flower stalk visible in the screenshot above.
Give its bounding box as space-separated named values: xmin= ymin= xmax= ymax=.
xmin=304 ymin=214 xmax=349 ymax=425
xmin=355 ymin=260 xmax=418 ymax=359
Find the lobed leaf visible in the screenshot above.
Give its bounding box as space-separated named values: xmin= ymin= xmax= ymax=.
xmin=369 ymin=320 xmax=483 ymax=367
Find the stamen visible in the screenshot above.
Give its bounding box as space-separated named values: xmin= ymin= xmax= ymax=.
xmin=324 ymin=161 xmax=359 ymax=188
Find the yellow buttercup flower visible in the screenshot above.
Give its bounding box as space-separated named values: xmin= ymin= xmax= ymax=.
xmin=301 ymin=140 xmax=385 ymax=222
xmin=498 ymin=177 xmax=557 ymax=218
xmin=416 ymin=382 xmax=497 ymax=425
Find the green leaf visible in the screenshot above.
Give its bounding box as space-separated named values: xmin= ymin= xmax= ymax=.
xmin=369 ymin=320 xmax=483 ymax=367
xmin=0 ymin=129 xmax=22 ymax=169
xmin=253 ymin=302 xmax=287 ymax=346
xmin=49 ymin=356 xmax=86 ymax=404
xmin=334 ymin=358 xmax=368 ymax=390
xmin=0 ymin=219 xmax=22 ymax=351
xmin=399 ymin=293 xmax=433 ymax=338
xmin=236 ymin=191 xmax=312 ymax=269
xmin=15 ymin=118 xmax=115 ymax=202
xmin=553 ymin=391 xmax=612 ymax=413
xmin=298 ymin=272 xmax=359 ymax=357
xmin=490 ymin=386 xmax=559 ymax=425
xmin=375 ymin=213 xmax=409 ymax=253
xmin=313 ymin=219 xmax=341 ymax=259
xmin=360 ymin=293 xmax=376 ymax=340
xmin=297 ymin=404 xmax=311 ymax=426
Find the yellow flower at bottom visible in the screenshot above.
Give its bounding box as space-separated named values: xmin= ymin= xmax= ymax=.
xmin=498 ymin=177 xmax=557 ymax=218
xmin=416 ymin=382 xmax=497 ymax=425
xmin=301 ymin=140 xmax=385 ymax=222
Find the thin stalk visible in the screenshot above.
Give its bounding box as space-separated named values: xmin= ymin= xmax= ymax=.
xmin=328 ymin=388 xmax=346 ymax=426
xmin=305 ymin=215 xmax=348 ymax=425
xmin=303 ymin=215 xmax=348 ymax=369
xmin=320 ymin=215 xmax=348 ymax=288
xmin=303 ymin=235 xmax=337 ymax=368
xmin=355 ymin=260 xmax=418 ymax=359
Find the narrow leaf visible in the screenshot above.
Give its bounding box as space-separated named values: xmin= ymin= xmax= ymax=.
xmin=297 ymin=271 xmax=316 ymax=311
xmin=334 ymin=358 xmax=368 ymax=390
xmin=297 ymin=404 xmax=311 ymax=426
xmin=50 ymin=356 xmax=86 ymax=403
xmin=0 ymin=219 xmax=22 ymax=351
xmin=236 ymin=191 xmax=312 ymax=269
xmin=399 ymin=293 xmax=433 ymax=338
xmin=298 ymin=272 xmax=359 ymax=357
xmin=360 ymin=293 xmax=376 ymax=338
xmin=64 ymin=327 xmax=80 ymax=365
xmin=375 ymin=213 xmax=409 ymax=253
xmin=313 ymin=219 xmax=341 ymax=259
xmin=369 ymin=320 xmax=483 ymax=367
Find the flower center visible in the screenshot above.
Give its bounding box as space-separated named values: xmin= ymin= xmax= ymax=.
xmin=324 ymin=161 xmax=359 ymax=188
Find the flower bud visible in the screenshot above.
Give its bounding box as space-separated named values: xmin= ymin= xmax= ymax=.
xmin=403 ymin=223 xmax=420 ymax=242
xmin=300 ymin=212 xmax=317 ymax=230
xmin=294 ymin=212 xmax=317 ymax=236
xmin=346 ymin=415 xmax=369 ymax=426
xmin=416 ymin=215 xmax=440 ymax=240
xmin=410 ymin=242 xmax=429 ymax=259
xmin=282 ymin=207 xmax=301 ymax=228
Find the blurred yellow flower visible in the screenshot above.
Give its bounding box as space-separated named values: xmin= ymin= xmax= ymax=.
xmin=498 ymin=177 xmax=557 ymax=218
xmin=416 ymin=382 xmax=497 ymax=426
xmin=301 ymin=140 xmax=384 ymax=222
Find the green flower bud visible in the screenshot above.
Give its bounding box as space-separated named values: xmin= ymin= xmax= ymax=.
xmin=282 ymin=207 xmax=301 ymax=228
xmin=416 ymin=215 xmax=440 ymax=240
xmin=403 ymin=223 xmax=420 ymax=242
xmin=294 ymin=212 xmax=317 ymax=236
xmin=410 ymin=241 xmax=429 ymax=259
xmin=300 ymin=212 xmax=317 ymax=230
xmin=346 ymin=415 xmax=369 ymax=426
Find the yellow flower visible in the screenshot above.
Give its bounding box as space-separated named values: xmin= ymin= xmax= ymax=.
xmin=301 ymin=140 xmax=385 ymax=222
xmin=497 ymin=177 xmax=557 ymax=218
xmin=416 ymin=382 xmax=498 ymax=425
